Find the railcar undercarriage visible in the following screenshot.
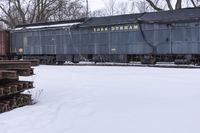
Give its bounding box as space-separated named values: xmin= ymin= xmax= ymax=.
xmin=15 ymin=54 xmax=200 ymax=66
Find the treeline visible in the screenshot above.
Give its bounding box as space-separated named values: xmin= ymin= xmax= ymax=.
xmin=0 ymin=0 xmax=86 ymax=28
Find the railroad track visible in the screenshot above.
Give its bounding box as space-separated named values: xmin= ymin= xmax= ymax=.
xmin=63 ymin=62 xmax=200 ymax=69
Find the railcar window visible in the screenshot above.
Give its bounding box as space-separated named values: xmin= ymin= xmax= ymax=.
xmin=94 ymin=28 xmax=96 ymax=32
xmin=105 ymin=27 xmax=108 ymax=31
xmin=120 ymin=26 xmax=124 ymax=30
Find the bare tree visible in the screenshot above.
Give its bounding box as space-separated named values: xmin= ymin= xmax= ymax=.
xmin=91 ymin=0 xmax=135 ymax=17
xmin=91 ymin=10 xmax=107 ymax=17
xmin=0 ymin=0 xmax=86 ymax=28
xmin=51 ymin=0 xmax=86 ymax=21
xmin=129 ymin=0 xmax=135 ymax=13
xmin=116 ymin=1 xmax=134 ymax=14
xmin=0 ymin=0 xmax=59 ymax=28
xmin=0 ymin=22 xmax=4 ymax=29
xmin=0 ymin=0 xmax=31 ymax=28
xmin=145 ymin=0 xmax=200 ymax=11
xmin=189 ymin=0 xmax=200 ymax=7
xmin=30 ymin=0 xmax=59 ymax=23
xmin=103 ymin=0 xmax=117 ymax=16
xmin=135 ymin=0 xmax=166 ymax=13
xmin=136 ymin=0 xmax=152 ymax=12
xmin=86 ymin=0 xmax=89 ymax=17
xmin=145 ymin=0 xmax=180 ymax=10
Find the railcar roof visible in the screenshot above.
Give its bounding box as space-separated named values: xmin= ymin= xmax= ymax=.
xmin=80 ymin=13 xmax=143 ymax=27
xmin=14 ymin=7 xmax=200 ymax=30
xmin=140 ymin=7 xmax=200 ymax=23
xmin=15 ymin=18 xmax=86 ymax=29
xmin=81 ymin=7 xmax=200 ymax=27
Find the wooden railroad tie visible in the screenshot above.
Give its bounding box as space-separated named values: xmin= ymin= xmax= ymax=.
xmin=0 ymin=94 xmax=32 ymax=113
xmin=0 ymin=60 xmax=38 ymax=114
xmin=0 ymin=61 xmax=34 ymax=76
xmin=0 ymin=81 xmax=34 ymax=98
xmin=0 ymin=70 xmax=18 ymax=80
xmin=0 ymin=59 xmax=40 ymax=67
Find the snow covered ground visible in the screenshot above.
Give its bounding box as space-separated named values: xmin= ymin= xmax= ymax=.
xmin=0 ymin=65 xmax=200 ymax=133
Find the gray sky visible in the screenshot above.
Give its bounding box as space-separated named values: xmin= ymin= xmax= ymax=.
xmin=87 ymin=0 xmax=189 ymax=11
xmin=88 ymin=0 xmax=130 ymax=11
xmin=88 ymin=0 xmax=105 ymax=11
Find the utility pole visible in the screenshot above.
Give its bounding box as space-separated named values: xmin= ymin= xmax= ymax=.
xmin=86 ymin=0 xmax=89 ymax=17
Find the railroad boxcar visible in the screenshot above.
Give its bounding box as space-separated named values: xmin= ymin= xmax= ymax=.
xmin=0 ymin=31 xmax=10 ymax=60
xmin=10 ymin=7 xmax=200 ymax=64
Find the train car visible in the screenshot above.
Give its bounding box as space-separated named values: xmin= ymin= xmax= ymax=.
xmin=10 ymin=7 xmax=200 ymax=64
xmin=0 ymin=31 xmax=10 ymax=60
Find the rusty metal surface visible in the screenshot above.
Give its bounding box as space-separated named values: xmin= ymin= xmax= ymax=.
xmin=0 ymin=31 xmax=9 ymax=56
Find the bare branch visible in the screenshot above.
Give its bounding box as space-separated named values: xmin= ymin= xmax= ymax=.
xmin=175 ymin=0 xmax=182 ymax=9
xmin=190 ymin=0 xmax=197 ymax=7
xmin=146 ymin=0 xmax=163 ymax=11
xmin=165 ymin=0 xmax=174 ymax=10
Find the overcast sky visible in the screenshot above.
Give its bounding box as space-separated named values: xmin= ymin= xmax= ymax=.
xmin=88 ymin=0 xmax=188 ymax=11
xmin=88 ymin=0 xmax=105 ymax=10
xmin=88 ymin=0 xmax=130 ymax=11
